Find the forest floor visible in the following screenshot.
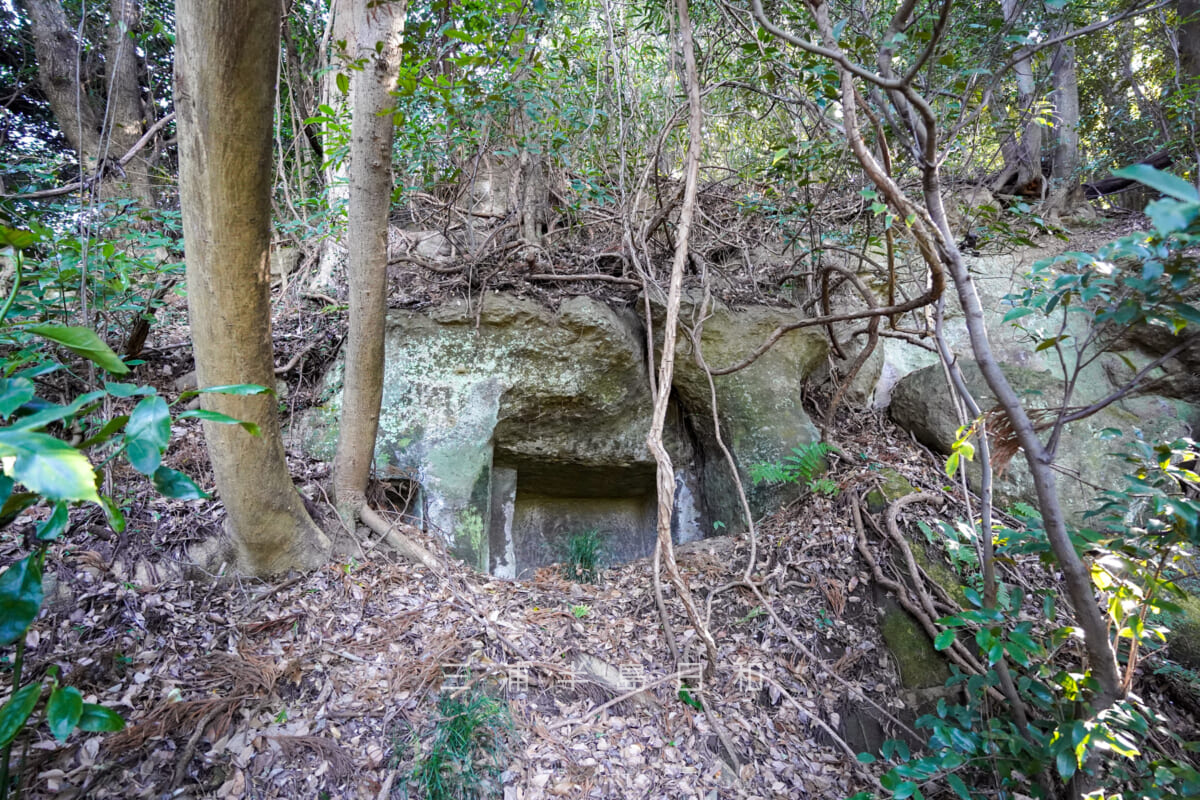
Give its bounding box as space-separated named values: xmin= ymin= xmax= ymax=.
xmin=15 ymin=398 xmax=952 ymax=800
xmin=8 ymin=212 xmax=1198 ymax=798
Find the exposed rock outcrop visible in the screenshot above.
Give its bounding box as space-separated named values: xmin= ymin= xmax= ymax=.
xmin=297 ymin=292 xmax=827 ymax=575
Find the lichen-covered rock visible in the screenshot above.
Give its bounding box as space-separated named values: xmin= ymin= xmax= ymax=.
xmin=864 ymin=467 xmax=917 ymax=514
xmin=653 ymin=292 xmax=828 ymax=525
xmin=879 ymin=600 xmax=950 ymax=689
xmin=888 ymin=360 xmax=1193 ymax=522
xmin=296 ymin=293 xmax=695 ymax=576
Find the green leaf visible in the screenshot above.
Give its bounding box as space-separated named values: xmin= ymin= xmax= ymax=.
xmin=0 ymin=555 xmax=43 ymax=645
xmin=7 ymin=390 xmax=105 ymax=432
xmin=856 ymin=752 xmax=876 ymax=764
xmin=152 ymin=467 xmax=208 ymax=500
xmin=100 ymin=495 xmax=126 ymax=534
xmin=0 ymin=492 xmax=37 ymax=528
xmin=124 ymin=396 xmax=170 ymax=475
xmin=78 ymin=415 xmax=129 ymax=450
xmin=677 ymin=688 xmax=703 ymax=710
xmin=0 ymin=682 xmax=42 ymax=746
xmin=0 ymin=430 xmax=99 ymax=503
xmin=46 ymin=686 xmax=83 ymax=742
xmin=25 ymin=325 xmax=129 ymax=375
xmin=1172 ymin=303 xmax=1200 ymax=327
xmin=177 ymin=383 xmax=272 ymax=403
xmin=103 ymin=382 xmax=155 ymax=398
xmin=0 ymin=378 xmax=35 ymax=419
xmin=0 ymin=227 xmax=38 ymax=250
xmin=76 ymin=703 xmax=125 ymax=733
xmin=893 ymin=781 xmax=917 ymax=800
xmin=336 ymin=71 xmax=350 ymax=95
xmin=1112 ymin=164 xmax=1200 ymax=203
xmin=945 ymin=451 xmax=960 ymax=478
xmin=934 ymin=629 xmax=956 ymax=650
xmin=35 ymin=501 xmax=69 ymax=541
xmin=1002 ymin=307 xmax=1037 ymax=323
xmin=1056 ymin=746 xmax=1077 ymax=779
xmin=945 ymin=773 xmax=972 ymax=800
xmin=177 ymin=409 xmax=260 ymax=435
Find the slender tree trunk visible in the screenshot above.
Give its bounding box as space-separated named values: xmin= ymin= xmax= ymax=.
xmin=312 ymin=0 xmax=355 ymax=289
xmin=1047 ymin=44 xmax=1082 ymax=215
xmin=104 ymin=0 xmax=154 ymax=205
xmin=176 ymin=0 xmax=329 ymax=575
xmin=332 ymin=0 xmax=406 ymax=521
xmin=1181 ymin=0 xmax=1200 ymax=84
xmin=993 ymin=0 xmax=1044 ymax=195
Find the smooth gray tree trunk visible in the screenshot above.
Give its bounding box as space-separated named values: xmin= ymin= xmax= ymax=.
xmin=176 ymin=0 xmax=329 ymax=575
xmin=332 ymin=0 xmax=406 ymax=520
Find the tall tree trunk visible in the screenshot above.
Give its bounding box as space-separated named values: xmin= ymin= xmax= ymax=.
xmin=176 ymin=0 xmax=329 ymax=575
xmin=311 ymin=0 xmax=355 ymax=289
xmin=332 ymin=0 xmax=406 ymax=521
xmin=993 ymin=0 xmax=1043 ymax=196
xmin=104 ymin=0 xmax=154 ymax=205
xmin=1047 ymin=43 xmax=1083 ymax=215
xmin=18 ymin=0 xmax=153 ymax=204
xmin=1179 ymin=0 xmax=1200 ymax=185
xmin=1181 ymin=0 xmax=1200 ymax=84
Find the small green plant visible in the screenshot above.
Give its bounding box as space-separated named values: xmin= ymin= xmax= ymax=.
xmin=410 ymin=688 xmax=512 ymax=800
xmin=0 ymin=230 xmax=273 ymax=800
xmin=570 ymin=604 xmax=590 ymax=619
xmin=750 ymin=442 xmax=837 ymax=496
xmin=561 ymin=529 xmax=603 ymax=584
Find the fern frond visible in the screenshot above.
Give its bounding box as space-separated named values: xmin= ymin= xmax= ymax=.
xmin=785 ymin=442 xmax=833 ymax=482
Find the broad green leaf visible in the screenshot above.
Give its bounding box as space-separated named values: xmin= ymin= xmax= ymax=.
xmin=103 ymin=382 xmax=155 ymax=398
xmin=0 ymin=555 xmax=42 ymax=645
xmin=77 ymin=703 xmax=125 ymax=733
xmin=336 ymin=71 xmax=350 ymax=95
xmin=78 ymin=415 xmax=130 ymax=450
xmin=1146 ymin=199 xmax=1200 ymax=234
xmin=0 ymin=682 xmax=42 ymax=746
xmin=7 ymin=390 xmax=105 ymax=433
xmin=945 ymin=451 xmax=960 ymax=478
xmin=0 ymin=378 xmax=35 ymax=419
xmin=179 ymin=383 xmax=272 ymax=400
xmin=25 ymin=325 xmax=129 ymax=375
xmin=100 ymin=495 xmax=126 ymax=534
xmin=124 ymin=396 xmax=170 ymax=475
xmin=46 ymin=686 xmax=83 ymax=742
xmin=934 ymin=629 xmax=956 ymax=650
xmin=1056 ymin=747 xmax=1077 ymax=779
xmin=0 ymin=475 xmax=11 ymax=507
xmin=1113 ymin=164 xmax=1200 ymax=203
xmin=0 ymin=492 xmax=38 ymax=528
xmin=0 ymin=430 xmax=99 ymax=503
xmin=945 ymin=773 xmax=972 ymax=800
xmin=1002 ymin=307 xmax=1036 ymax=323
xmin=0 ymin=227 xmax=38 ymax=250
xmin=1172 ymin=303 xmax=1200 ymax=327
xmin=152 ymin=467 xmax=208 ymax=500
xmin=177 ymin=409 xmax=260 ymax=435
xmin=35 ymin=501 xmax=69 ymax=541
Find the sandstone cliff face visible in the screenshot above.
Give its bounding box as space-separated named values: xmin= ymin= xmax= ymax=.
xmin=297 ymin=292 xmax=827 ymax=576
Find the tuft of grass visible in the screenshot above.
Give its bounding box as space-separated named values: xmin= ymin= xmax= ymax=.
xmin=409 ymin=688 xmax=512 ymax=800
xmin=561 ymin=530 xmax=603 ymax=584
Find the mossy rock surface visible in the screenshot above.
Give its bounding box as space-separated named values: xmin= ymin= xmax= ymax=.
xmin=879 ymin=600 xmax=950 ymax=689
xmin=865 ymin=468 xmax=917 ymax=514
